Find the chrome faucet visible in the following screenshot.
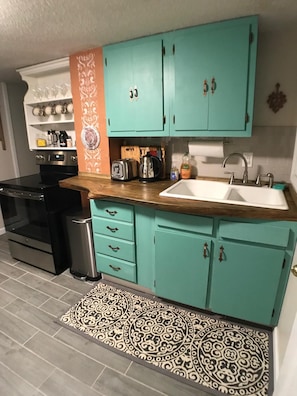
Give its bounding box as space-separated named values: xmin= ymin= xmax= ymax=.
xmin=222 ymin=152 xmax=248 ymax=184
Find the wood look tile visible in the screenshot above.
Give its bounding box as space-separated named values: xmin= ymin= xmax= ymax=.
xmin=59 ymin=289 xmax=84 ymax=305
xmin=40 ymin=297 xmax=70 ymax=317
xmin=0 ymin=288 xmax=15 ymax=307
xmin=5 ymin=298 xmax=61 ymax=335
xmin=0 ymin=272 xmax=8 ymax=284
xmin=0 ymin=260 xmax=26 ymax=278
xmin=127 ymin=362 xmax=209 ymax=396
xmin=93 ymin=367 xmax=164 ymax=396
xmin=55 ymin=327 xmax=131 ymax=373
xmin=52 ymin=274 xmax=95 ymax=294
xmin=0 ymin=250 xmax=19 ymax=265
xmin=0 ymin=362 xmax=44 ymax=396
xmin=0 ymin=309 xmax=37 ymax=344
xmin=15 ymin=260 xmax=57 ymax=280
xmin=0 ymin=331 xmax=55 ymax=387
xmin=25 ymin=331 xmax=105 ymax=386
xmin=40 ymin=369 xmax=103 ymax=396
xmin=0 ymin=278 xmax=49 ymax=306
xmin=18 ymin=272 xmax=68 ymax=299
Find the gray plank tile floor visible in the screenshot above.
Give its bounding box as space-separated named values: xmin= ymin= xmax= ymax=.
xmin=0 ymin=234 xmax=210 ymax=396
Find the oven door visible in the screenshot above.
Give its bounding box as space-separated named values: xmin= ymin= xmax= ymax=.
xmin=0 ymin=187 xmax=50 ymax=246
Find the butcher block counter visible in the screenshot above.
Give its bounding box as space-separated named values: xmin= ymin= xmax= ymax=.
xmin=60 ymin=174 xmax=297 ymax=221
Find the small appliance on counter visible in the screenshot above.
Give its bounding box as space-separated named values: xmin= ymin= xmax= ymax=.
xmin=139 ymin=152 xmax=162 ymax=182
xmin=111 ymin=158 xmax=138 ymax=181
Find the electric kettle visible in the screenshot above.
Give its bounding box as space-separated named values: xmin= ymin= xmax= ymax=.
xmin=139 ymin=153 xmax=162 ymax=182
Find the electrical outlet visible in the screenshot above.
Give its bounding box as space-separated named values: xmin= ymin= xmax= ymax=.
xmin=242 ymin=152 xmax=253 ymax=168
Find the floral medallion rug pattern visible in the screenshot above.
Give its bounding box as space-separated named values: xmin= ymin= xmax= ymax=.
xmin=59 ymin=281 xmax=272 ymax=396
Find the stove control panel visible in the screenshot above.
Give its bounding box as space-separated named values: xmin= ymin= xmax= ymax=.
xmin=35 ymin=150 xmax=77 ymax=166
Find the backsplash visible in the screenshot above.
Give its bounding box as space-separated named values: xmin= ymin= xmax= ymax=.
xmin=123 ymin=126 xmax=296 ymax=183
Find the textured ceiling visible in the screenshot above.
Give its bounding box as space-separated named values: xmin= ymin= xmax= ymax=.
xmin=0 ymin=0 xmax=296 ymax=82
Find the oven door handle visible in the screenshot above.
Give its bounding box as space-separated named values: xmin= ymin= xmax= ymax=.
xmin=0 ymin=187 xmax=44 ymax=201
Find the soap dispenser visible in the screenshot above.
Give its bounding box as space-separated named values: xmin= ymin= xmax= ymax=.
xmin=180 ymin=152 xmax=191 ymax=179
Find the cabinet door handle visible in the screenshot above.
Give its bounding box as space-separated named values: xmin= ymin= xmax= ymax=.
xmin=105 ymin=209 xmax=118 ymax=216
xmin=108 ymin=244 xmax=120 ymax=252
xmin=129 ymin=88 xmax=133 ymax=99
xmin=106 ymin=226 xmax=119 ymax=233
xmin=203 ymin=79 xmax=208 ymax=96
xmin=203 ymin=242 xmax=209 ymax=258
xmin=109 ymin=264 xmax=121 ymax=272
xmin=211 ymin=77 xmax=216 ymax=94
xmin=219 ymin=245 xmax=224 ymax=262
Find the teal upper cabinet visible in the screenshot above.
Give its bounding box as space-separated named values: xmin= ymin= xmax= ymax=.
xmin=170 ymin=16 xmax=258 ymax=137
xmin=103 ymin=36 xmax=169 ymax=137
xmin=103 ymin=16 xmax=258 ymax=138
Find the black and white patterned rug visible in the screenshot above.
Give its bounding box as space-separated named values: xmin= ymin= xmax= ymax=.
xmin=59 ymin=281 xmax=272 ymax=396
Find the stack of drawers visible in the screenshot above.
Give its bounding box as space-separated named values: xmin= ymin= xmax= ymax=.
xmin=90 ymin=200 xmax=136 ymax=283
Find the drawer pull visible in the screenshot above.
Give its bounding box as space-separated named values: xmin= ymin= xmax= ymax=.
xmin=108 ymin=244 xmax=120 ymax=252
xmin=219 ymin=245 xmax=224 ymax=262
xmin=203 ymin=242 xmax=209 ymax=258
xmin=106 ymin=226 xmax=119 ymax=233
xmin=109 ymin=264 xmax=121 ymax=272
xmin=105 ymin=209 xmax=118 ymax=216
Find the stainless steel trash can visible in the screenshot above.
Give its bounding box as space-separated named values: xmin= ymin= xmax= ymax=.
xmin=65 ymin=209 xmax=100 ymax=281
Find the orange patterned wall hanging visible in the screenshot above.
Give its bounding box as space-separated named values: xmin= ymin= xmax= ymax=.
xmin=70 ymin=48 xmax=110 ymax=175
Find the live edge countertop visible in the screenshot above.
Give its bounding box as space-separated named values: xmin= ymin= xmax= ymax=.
xmin=59 ymin=174 xmax=297 ymax=221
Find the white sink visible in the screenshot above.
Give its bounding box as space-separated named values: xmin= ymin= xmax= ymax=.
xmin=159 ymin=179 xmax=288 ymax=210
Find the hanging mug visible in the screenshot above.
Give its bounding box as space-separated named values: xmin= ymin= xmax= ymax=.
xmin=32 ymin=105 xmax=42 ymax=116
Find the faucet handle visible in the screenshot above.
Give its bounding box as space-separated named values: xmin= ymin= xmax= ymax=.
xmin=256 ymin=173 xmax=274 ymax=188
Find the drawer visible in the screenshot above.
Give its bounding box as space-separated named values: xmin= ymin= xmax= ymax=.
xmin=91 ymin=200 xmax=134 ymax=223
xmin=96 ymin=253 xmax=136 ymax=283
xmin=94 ymin=234 xmax=135 ymax=262
xmin=219 ymin=220 xmax=290 ymax=248
xmin=156 ymin=210 xmax=213 ymax=235
xmin=92 ymin=217 xmax=134 ymax=241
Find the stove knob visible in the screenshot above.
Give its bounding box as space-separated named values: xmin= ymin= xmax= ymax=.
xmin=71 ymin=155 xmax=77 ymax=162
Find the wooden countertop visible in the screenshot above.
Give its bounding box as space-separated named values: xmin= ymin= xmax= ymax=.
xmin=60 ymin=174 xmax=297 ymax=221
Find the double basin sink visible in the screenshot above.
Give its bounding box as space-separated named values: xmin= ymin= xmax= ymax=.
xmin=159 ymin=179 xmax=288 ymax=210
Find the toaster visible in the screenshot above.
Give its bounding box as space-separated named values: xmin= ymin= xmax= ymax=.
xmin=111 ymin=159 xmax=138 ymax=181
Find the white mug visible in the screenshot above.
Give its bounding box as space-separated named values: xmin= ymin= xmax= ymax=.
xmin=67 ymin=102 xmax=74 ymax=113
xmin=54 ymin=104 xmax=63 ymax=114
xmin=44 ymin=105 xmax=53 ymax=116
xmin=32 ymin=106 xmax=42 ymax=116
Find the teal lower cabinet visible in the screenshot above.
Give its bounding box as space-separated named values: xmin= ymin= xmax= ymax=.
xmin=91 ymin=200 xmax=137 ymax=283
xmin=209 ymin=240 xmax=286 ymax=325
xmin=155 ymin=229 xmax=211 ymax=308
xmin=154 ymin=212 xmax=297 ymax=327
xmin=91 ymin=200 xmax=297 ymax=327
xmin=154 ymin=210 xmax=214 ymax=309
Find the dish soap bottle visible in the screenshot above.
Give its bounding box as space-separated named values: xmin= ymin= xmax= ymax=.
xmin=180 ymin=152 xmax=191 ymax=179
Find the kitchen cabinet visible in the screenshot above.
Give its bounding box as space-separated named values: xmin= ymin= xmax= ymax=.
xmin=154 ymin=212 xmax=297 ymax=327
xmin=91 ymin=200 xmax=137 ymax=283
xmin=17 ymin=58 xmax=76 ymax=151
xmin=155 ymin=211 xmax=213 ymax=308
xmin=102 ymin=16 xmax=257 ymax=138
xmin=170 ymin=16 xmax=258 ymax=137
xmin=103 ymin=36 xmax=169 ymax=137
xmin=209 ymin=220 xmax=291 ymax=325
xmin=90 ymin=196 xmax=296 ymax=326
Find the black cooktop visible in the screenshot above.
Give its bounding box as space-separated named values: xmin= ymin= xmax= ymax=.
xmin=0 ymin=173 xmax=74 ymax=192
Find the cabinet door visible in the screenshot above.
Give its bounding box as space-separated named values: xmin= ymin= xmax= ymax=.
xmin=209 ymin=241 xmax=285 ymax=325
xmin=155 ymin=229 xmax=211 ymax=309
xmin=104 ymin=39 xmax=164 ymax=134
xmin=172 ymin=18 xmax=256 ymax=136
xmin=207 ymin=24 xmax=250 ymax=131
